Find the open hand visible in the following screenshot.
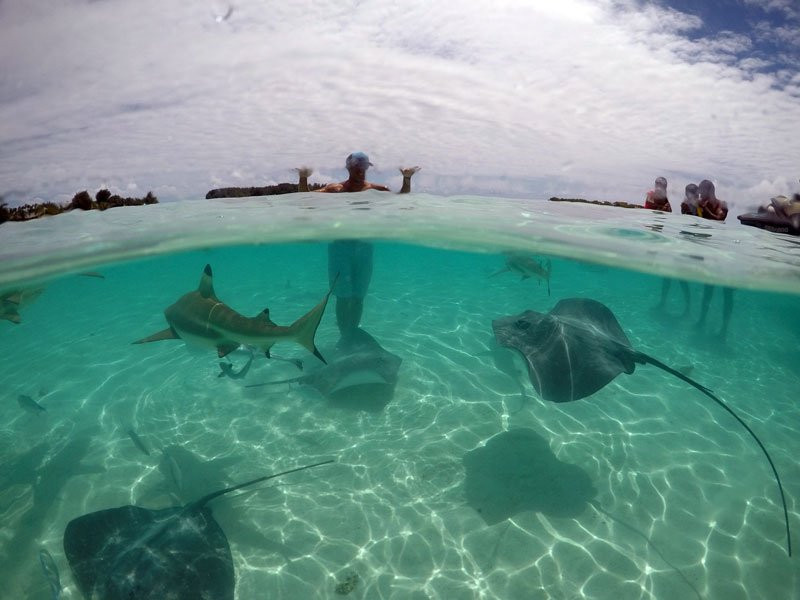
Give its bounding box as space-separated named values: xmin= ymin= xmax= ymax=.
xmin=399 ymin=166 xmax=421 ymax=178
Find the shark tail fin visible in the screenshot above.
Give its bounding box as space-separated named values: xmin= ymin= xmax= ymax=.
xmin=133 ymin=327 xmax=178 ymax=344
xmin=289 ymin=277 xmax=337 ymax=364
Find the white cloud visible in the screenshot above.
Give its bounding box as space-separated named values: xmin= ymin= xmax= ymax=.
xmin=0 ymin=0 xmax=798 ymax=218
xmin=744 ymin=0 xmax=800 ymax=20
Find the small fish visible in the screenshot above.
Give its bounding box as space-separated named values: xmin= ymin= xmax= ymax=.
xmin=38 ymin=548 xmax=62 ymax=600
xmin=126 ymin=428 xmax=150 ymax=456
xmin=218 ymin=351 xmax=303 ymax=379
xmin=218 ymin=353 xmax=253 ymax=379
xmin=18 ymin=394 xmax=46 ymax=415
xmin=78 ymin=272 xmax=105 ymax=279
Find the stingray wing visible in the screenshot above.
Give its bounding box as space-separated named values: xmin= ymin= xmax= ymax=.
xmin=64 ymin=505 xmax=234 ymax=600
xmin=548 ymin=298 xmax=631 ymax=346
xmin=64 ymin=505 xmax=154 ymax=595
xmin=493 ymin=300 xmax=635 ymax=403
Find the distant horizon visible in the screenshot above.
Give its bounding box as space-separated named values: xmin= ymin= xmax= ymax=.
xmin=1 ymin=0 xmax=798 ymax=215
xmin=1 ymin=170 xmax=796 ymax=221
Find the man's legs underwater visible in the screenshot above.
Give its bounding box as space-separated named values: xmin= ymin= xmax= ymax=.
xmin=328 ymin=240 xmax=373 ymax=336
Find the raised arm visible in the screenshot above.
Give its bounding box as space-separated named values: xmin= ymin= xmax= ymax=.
xmin=398 ymin=166 xmax=421 ymax=194
xmin=294 ymin=167 xmax=313 ymax=192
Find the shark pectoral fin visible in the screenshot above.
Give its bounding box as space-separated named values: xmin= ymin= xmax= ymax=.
xmin=197 ymin=264 xmax=218 ymax=299
xmin=133 ymin=327 xmax=178 ymax=344
xmin=1 ymin=311 xmax=21 ymax=324
xmin=217 ymin=343 xmax=239 ymax=358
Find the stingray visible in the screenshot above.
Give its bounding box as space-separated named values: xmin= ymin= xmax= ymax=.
xmin=63 ymin=459 xmax=333 ymax=600
xmin=246 ymin=328 xmax=402 ymax=412
xmin=464 ymin=428 xmax=595 ymax=525
xmin=492 ymin=297 xmax=792 ymax=556
xmin=463 ymin=429 xmax=703 ymax=599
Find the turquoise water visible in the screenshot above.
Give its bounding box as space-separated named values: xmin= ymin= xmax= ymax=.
xmin=1 ymin=194 xmax=799 ymax=599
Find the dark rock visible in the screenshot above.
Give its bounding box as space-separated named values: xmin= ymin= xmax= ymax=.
xmin=0 ymin=190 xmax=159 ymax=223
xmin=549 ymin=197 xmax=642 ymax=209
xmin=205 ymin=182 xmax=324 ymax=199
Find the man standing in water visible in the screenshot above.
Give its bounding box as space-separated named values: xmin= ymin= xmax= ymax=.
xmin=296 ymin=153 xmax=420 ymax=335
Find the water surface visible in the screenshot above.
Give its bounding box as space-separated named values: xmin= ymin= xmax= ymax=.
xmin=1 ymin=194 xmax=798 ymax=599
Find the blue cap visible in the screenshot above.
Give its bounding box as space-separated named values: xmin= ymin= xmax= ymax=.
xmin=345 ymin=152 xmax=372 ymax=171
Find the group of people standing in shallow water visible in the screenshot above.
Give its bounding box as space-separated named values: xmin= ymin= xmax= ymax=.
xmin=644 ymin=176 xmax=729 ymax=221
xmin=644 ymin=175 xmax=733 ymax=340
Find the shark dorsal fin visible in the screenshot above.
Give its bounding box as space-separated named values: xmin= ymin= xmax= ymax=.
xmin=259 ymin=308 xmax=278 ymax=328
xmin=198 ymin=264 xmax=217 ymax=299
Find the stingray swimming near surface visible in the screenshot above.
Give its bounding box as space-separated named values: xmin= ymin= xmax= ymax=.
xmin=492 ymin=297 xmax=792 ymax=556
xmin=63 ymin=459 xmax=333 ymax=600
xmin=246 ymin=328 xmax=402 ymax=412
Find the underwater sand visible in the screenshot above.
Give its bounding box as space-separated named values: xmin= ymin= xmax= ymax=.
xmin=1 ymin=195 xmax=798 ymax=599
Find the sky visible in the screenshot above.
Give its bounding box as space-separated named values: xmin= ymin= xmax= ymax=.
xmin=0 ymin=0 xmax=798 ymax=213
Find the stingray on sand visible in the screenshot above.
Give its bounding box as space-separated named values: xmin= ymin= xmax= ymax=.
xmin=463 ymin=428 xmax=703 ymax=600
xmin=492 ymin=297 xmax=792 ymax=556
xmin=464 ymin=428 xmax=595 ymax=525
xmin=246 ymin=328 xmax=402 ymax=412
xmin=63 ymin=459 xmax=333 ymax=600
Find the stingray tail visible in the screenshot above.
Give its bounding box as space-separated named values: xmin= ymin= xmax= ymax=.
xmin=244 ymin=376 xmax=303 ymax=389
xmin=637 ymin=351 xmax=792 ymax=556
xmin=192 ymin=459 xmax=334 ymax=509
xmin=589 ymin=501 xmax=702 ymax=600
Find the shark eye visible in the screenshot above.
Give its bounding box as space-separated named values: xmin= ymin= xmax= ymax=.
xmin=514 ymin=319 xmax=530 ymax=330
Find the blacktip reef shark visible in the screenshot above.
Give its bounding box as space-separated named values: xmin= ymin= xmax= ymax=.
xmin=490 ymin=252 xmax=552 ymax=296
xmin=134 ymin=264 xmax=334 ymax=363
